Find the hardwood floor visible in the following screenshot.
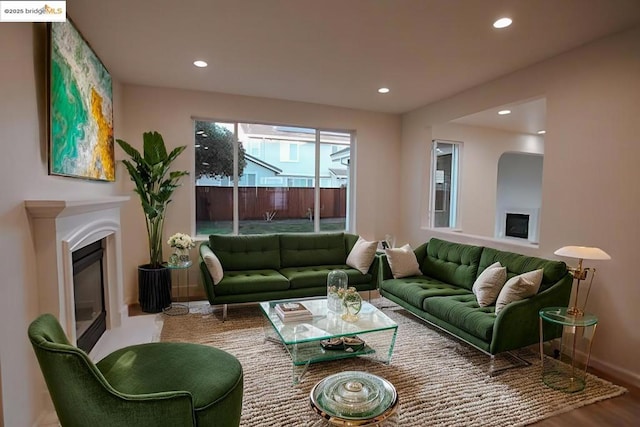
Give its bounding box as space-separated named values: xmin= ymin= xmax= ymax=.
xmin=532 ymin=368 xmax=640 ymax=426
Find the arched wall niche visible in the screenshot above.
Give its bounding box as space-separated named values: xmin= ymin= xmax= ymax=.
xmin=429 ymin=97 xmax=545 ymax=244
xmin=495 ymin=152 xmax=543 ymax=243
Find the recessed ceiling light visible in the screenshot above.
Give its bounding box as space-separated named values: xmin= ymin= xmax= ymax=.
xmin=193 ymin=60 xmax=208 ymax=68
xmin=493 ymin=17 xmax=512 ymax=29
xmin=537 ymin=130 xmax=546 ymax=135
xmin=498 ymin=109 xmax=511 ymax=115
xmin=378 ymin=87 xmax=390 ymax=94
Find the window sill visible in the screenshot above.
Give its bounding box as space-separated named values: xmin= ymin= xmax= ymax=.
xmin=421 ymin=228 xmax=540 ymax=250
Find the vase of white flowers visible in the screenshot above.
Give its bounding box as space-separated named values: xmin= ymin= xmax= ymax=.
xmin=168 ymin=233 xmax=196 ymax=267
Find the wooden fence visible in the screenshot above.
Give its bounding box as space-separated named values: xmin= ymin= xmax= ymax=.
xmin=196 ymin=186 xmax=346 ymax=221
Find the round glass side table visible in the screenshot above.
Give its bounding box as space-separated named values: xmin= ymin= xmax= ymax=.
xmin=309 ymin=371 xmax=399 ymax=426
xmin=539 ymin=307 xmax=598 ymax=393
xmin=163 ymin=260 xmax=192 ymax=316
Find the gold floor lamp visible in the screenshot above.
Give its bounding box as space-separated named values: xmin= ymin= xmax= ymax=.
xmin=554 ymin=246 xmax=611 ymax=316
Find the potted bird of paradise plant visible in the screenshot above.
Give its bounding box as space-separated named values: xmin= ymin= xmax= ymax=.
xmin=117 ymin=131 xmax=188 ymax=312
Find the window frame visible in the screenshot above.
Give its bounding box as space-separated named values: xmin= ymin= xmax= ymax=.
xmin=194 ymin=119 xmax=354 ymax=236
xmin=429 ymin=139 xmax=461 ymax=229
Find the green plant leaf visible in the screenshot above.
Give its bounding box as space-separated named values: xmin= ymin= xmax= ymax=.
xmin=167 ymin=145 xmax=187 ymax=163
xmin=116 ymin=131 xmax=188 ymax=267
xmin=143 ymin=131 xmax=168 ymax=165
xmin=116 ymin=139 xmax=143 ymax=164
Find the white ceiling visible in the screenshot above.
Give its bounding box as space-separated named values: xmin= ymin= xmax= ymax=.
xmin=451 ymin=97 xmax=547 ymax=135
xmin=67 ymin=0 xmax=640 ymax=118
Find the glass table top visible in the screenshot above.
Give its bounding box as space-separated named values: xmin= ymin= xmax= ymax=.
xmin=165 ymin=260 xmax=192 ymax=269
xmin=259 ymin=298 xmax=398 ymax=345
xmin=310 ymin=371 xmax=398 ymax=423
xmin=539 ymin=307 xmax=598 ymax=327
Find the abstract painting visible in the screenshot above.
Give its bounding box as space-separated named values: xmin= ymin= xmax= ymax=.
xmin=49 ymin=19 xmax=114 ymax=181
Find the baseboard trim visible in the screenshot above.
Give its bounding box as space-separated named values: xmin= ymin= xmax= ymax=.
xmin=589 ymin=356 xmax=640 ymax=391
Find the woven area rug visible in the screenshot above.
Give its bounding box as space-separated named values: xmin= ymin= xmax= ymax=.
xmin=160 ymin=302 xmax=626 ymax=426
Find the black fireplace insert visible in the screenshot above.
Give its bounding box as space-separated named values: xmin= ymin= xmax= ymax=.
xmin=72 ymin=239 xmax=106 ymax=353
xmin=505 ymin=213 xmax=529 ymax=239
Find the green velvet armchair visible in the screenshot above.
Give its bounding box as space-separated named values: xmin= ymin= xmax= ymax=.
xmin=28 ymin=313 xmax=243 ymax=426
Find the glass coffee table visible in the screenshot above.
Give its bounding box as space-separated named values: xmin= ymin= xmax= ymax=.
xmin=259 ymin=298 xmax=398 ymax=383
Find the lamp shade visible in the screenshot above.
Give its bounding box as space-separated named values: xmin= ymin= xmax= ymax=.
xmin=554 ymin=246 xmax=611 ymax=260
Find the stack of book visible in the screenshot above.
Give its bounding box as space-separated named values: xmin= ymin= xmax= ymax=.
xmin=275 ymin=302 xmax=313 ymax=322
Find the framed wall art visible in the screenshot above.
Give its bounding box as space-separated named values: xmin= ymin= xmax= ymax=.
xmin=48 ymin=19 xmax=115 ymax=181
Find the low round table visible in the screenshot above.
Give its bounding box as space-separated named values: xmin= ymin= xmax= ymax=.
xmin=309 ymin=371 xmax=399 ymax=426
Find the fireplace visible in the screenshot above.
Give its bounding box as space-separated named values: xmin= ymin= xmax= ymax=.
xmin=73 ymin=239 xmax=106 ymax=353
xmin=496 ymin=207 xmax=539 ymax=243
xmin=25 ymin=197 xmax=128 ymax=346
xmin=505 ymin=213 xmax=529 ymax=239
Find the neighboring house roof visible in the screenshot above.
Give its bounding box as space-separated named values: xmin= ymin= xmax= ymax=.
xmin=245 ymin=153 xmax=282 ymax=174
xmin=330 ymin=146 xmax=350 ymax=161
xmin=330 ymin=147 xmax=350 ymax=167
xmin=329 ymin=168 xmax=348 ymax=178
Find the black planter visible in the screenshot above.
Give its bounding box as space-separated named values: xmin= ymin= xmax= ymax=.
xmin=138 ymin=264 xmax=172 ymax=313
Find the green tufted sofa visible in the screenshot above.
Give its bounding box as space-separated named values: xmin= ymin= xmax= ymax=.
xmin=379 ymin=238 xmax=573 ymax=356
xmin=200 ymin=232 xmax=379 ymax=319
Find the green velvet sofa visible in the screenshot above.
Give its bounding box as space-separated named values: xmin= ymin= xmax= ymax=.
xmin=379 ymin=238 xmax=573 ymax=356
xmin=200 ymin=232 xmax=379 ymax=319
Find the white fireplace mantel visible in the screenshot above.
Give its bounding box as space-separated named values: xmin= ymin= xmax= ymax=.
xmin=25 ymin=197 xmax=130 ymax=219
xmin=25 ymin=196 xmax=129 ymax=344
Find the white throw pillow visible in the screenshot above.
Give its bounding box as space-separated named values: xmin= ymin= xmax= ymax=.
xmin=472 ymin=262 xmax=507 ymax=307
xmin=346 ymin=237 xmax=378 ymax=274
xmin=385 ymin=244 xmax=422 ymax=279
xmin=495 ymin=269 xmax=544 ymax=314
xmin=202 ymin=246 xmax=224 ymax=285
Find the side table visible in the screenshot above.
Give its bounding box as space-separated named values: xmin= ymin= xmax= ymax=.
xmin=163 ymin=260 xmax=192 ymax=316
xmin=538 ymin=307 xmax=598 ymax=393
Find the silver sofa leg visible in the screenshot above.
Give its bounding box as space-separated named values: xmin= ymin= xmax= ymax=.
xmin=489 ymin=351 xmax=532 ymax=377
xmin=223 ymin=304 xmax=228 ymax=322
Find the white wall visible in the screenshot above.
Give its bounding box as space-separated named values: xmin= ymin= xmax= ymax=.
xmin=0 ymin=24 xmax=123 ymax=426
xmin=4 ymin=18 xmax=638 ymax=425
xmin=118 ymin=85 xmax=402 ymax=305
xmin=401 ymin=26 xmax=640 ymax=386
xmin=0 ymin=24 xmax=401 ymax=425
xmin=431 ymin=123 xmax=543 ymax=238
xmin=496 ymin=153 xmax=543 ymax=242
